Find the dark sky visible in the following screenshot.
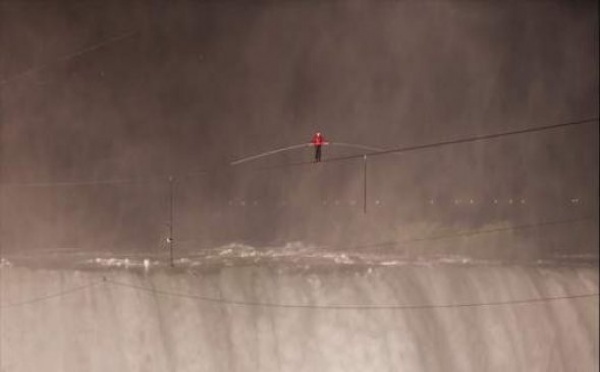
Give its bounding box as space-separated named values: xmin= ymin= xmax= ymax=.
xmin=0 ymin=0 xmax=598 ymax=259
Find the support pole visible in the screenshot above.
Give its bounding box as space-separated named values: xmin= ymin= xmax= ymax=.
xmin=168 ymin=175 xmax=174 ymax=267
xmin=363 ymin=154 xmax=368 ymax=214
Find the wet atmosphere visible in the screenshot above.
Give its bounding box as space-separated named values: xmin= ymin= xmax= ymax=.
xmin=1 ymin=1 xmax=599 ymax=371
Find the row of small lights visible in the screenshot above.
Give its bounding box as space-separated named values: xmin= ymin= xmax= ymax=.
xmin=226 ymin=198 xmax=583 ymax=206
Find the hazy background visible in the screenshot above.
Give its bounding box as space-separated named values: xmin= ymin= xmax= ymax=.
xmin=1 ymin=0 xmax=598 ymax=261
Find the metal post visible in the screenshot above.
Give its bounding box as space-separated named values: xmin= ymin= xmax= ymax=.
xmin=363 ymin=155 xmax=367 ymax=214
xmin=168 ymin=175 xmax=174 ymax=267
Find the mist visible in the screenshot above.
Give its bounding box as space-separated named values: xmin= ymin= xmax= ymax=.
xmin=1 ymin=0 xmax=598 ymax=262
xmin=1 ymin=2 xmax=599 ymax=371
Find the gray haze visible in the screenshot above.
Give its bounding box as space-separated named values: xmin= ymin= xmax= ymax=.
xmin=1 ymin=0 xmax=598 ymax=260
xmin=1 ymin=2 xmax=599 ymax=372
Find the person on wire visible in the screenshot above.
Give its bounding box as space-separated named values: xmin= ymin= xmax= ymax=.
xmin=311 ymin=131 xmax=327 ymax=162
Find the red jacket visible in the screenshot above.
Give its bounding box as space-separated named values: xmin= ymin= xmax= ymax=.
xmin=312 ymin=133 xmax=325 ymax=146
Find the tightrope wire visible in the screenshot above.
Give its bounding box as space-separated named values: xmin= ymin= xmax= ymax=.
xmin=1 ymin=117 xmax=597 ymax=187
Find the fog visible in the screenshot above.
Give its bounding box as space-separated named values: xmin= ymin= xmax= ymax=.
xmin=1 ymin=0 xmax=598 ymax=258
xmin=1 ymin=2 xmax=599 ymax=371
